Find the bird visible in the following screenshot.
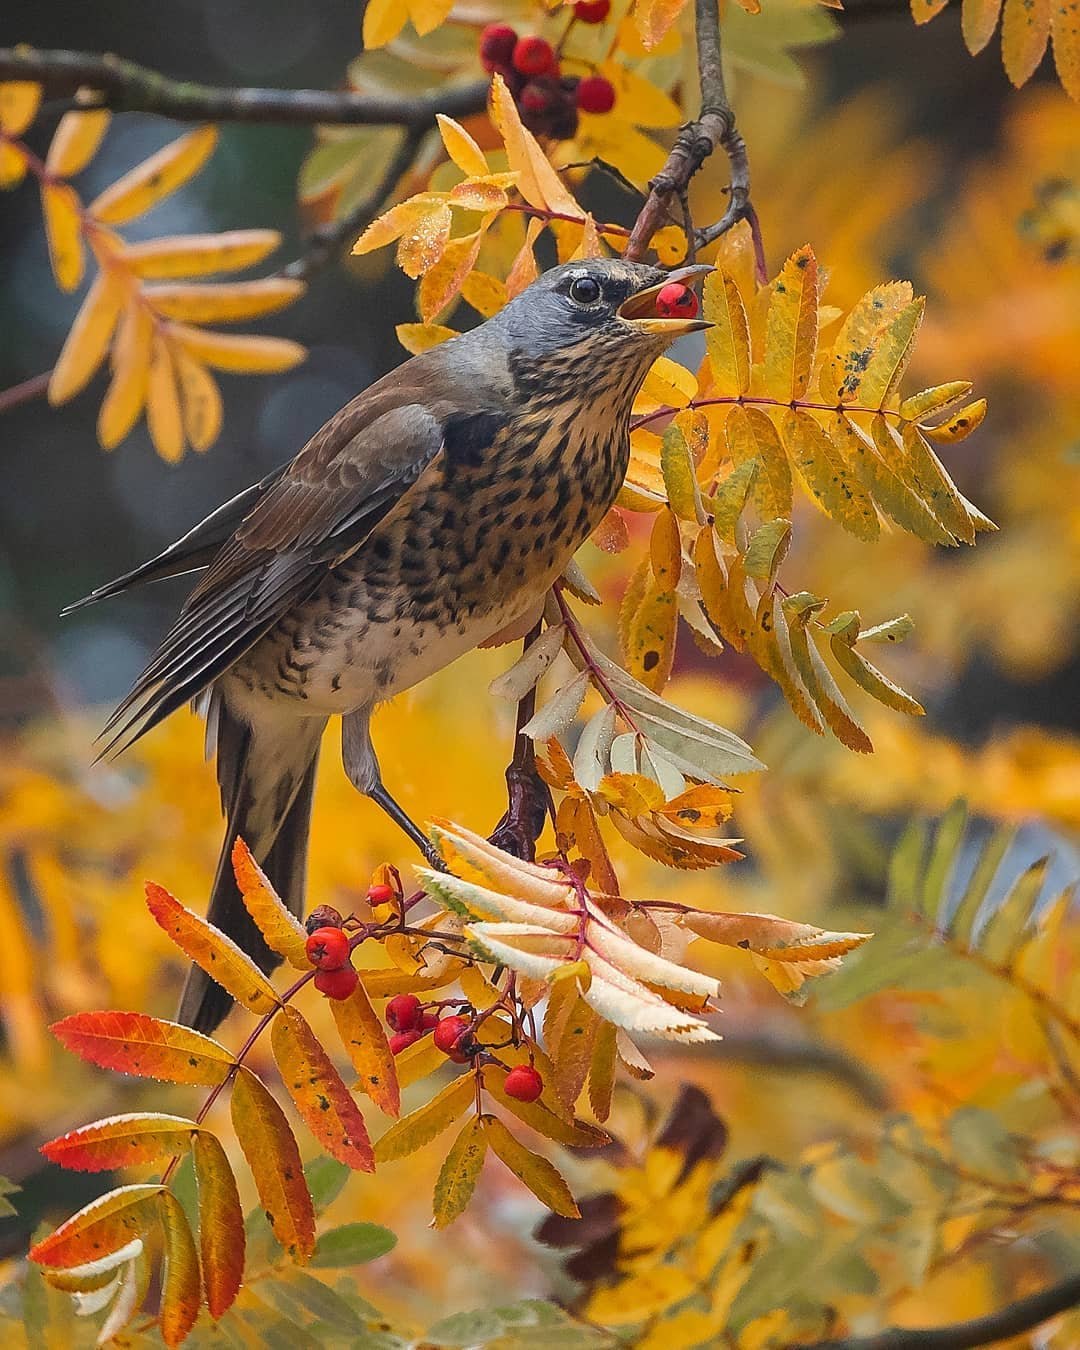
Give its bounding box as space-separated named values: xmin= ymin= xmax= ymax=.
xmin=68 ymin=257 xmax=711 ymax=1034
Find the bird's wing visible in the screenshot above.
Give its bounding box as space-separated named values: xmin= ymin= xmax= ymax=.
xmin=97 ymin=370 xmax=455 ymax=759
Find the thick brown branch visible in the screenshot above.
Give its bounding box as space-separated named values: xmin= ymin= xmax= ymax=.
xmin=623 ymin=0 xmax=749 ymax=263
xmin=0 ymin=46 xmax=488 ymax=128
xmin=802 ymin=1271 xmax=1080 ymax=1350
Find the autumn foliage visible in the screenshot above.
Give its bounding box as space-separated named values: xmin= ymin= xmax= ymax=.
xmin=1 ymin=0 xmax=1079 ymax=1347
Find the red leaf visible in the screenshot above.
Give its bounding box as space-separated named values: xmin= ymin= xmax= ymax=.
xmin=41 ymin=1113 xmax=196 ymax=1172
xmin=191 ymin=1132 xmax=244 ymax=1318
xmin=230 ymin=1067 xmax=315 ymax=1262
xmin=272 ymin=1006 xmax=375 ymax=1172
xmin=30 ymin=1183 xmax=163 ymax=1268
xmin=159 ymin=1192 xmax=201 ymax=1346
xmin=52 ymin=1011 xmax=234 ymax=1085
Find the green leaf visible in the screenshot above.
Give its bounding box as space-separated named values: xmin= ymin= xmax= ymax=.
xmin=978 ymin=857 xmax=1049 ymax=967
xmin=263 ymin=1266 xmax=373 ymax=1335
xmin=0 ymin=1176 xmax=19 ymax=1220
xmin=708 ymin=457 xmax=759 ymax=544
xmin=947 ymin=1108 xmax=1022 ymax=1184
xmin=743 ymin=518 xmax=792 ymax=583
xmin=312 ymin=1222 xmax=397 ymax=1267
xmin=660 ymin=424 xmax=705 ymax=523
xmin=920 ymin=801 xmax=969 ymax=923
xmin=305 ymin=1155 xmax=351 ymax=1214
xmin=947 ymin=826 xmax=1015 ymax=944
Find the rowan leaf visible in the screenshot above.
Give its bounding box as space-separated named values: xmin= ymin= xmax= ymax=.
xmin=482 ymin=1115 xmax=580 ymax=1218
xmin=482 ymin=1067 xmax=612 ymax=1147
xmin=489 ymin=73 xmax=581 ymax=216
xmin=724 ymin=405 xmax=793 ymax=521
xmin=98 ymin=296 xmax=154 ymax=448
xmin=489 ymin=624 xmax=567 ymax=701
xmin=232 ymin=838 xmax=310 ymax=970
xmin=1002 ymin=0 xmax=1051 ymax=84
xmin=230 ymin=1067 xmax=315 ymax=1262
xmin=704 ymin=271 xmax=751 ymax=396
xmin=661 ymin=425 xmax=706 ymax=523
xmin=41 ymin=1113 xmax=196 ymax=1173
xmin=856 ymin=297 xmax=925 ymax=410
xmin=159 ymin=1192 xmax=200 ymax=1347
xmin=41 ymin=182 xmax=85 ymax=291
xmin=763 ymin=245 xmax=819 ymax=400
xmin=522 ymin=670 xmax=590 ymax=741
xmin=783 ymin=595 xmax=874 ymax=753
xmin=828 ymin=282 xmax=914 ymax=404
xmin=432 ymin=1116 xmax=488 ymax=1228
xmin=47 ymin=267 xmax=127 ymax=404
xmin=272 ymin=1006 xmax=375 ymax=1172
xmin=898 ymin=380 xmax=974 ymax=421
xmin=362 ymin=0 xmax=408 ymax=47
xmin=51 ymin=1011 xmax=234 ymax=1085
xmin=418 ymin=227 xmax=489 ymax=322
xmin=841 ymin=413 xmax=956 ymax=545
xmin=30 ymin=1184 xmax=163 ymax=1269
xmin=145 ymin=881 xmax=280 ymax=1014
xmin=329 ymin=976 xmax=400 ymax=1118
xmin=147 ymin=336 xmax=184 ymax=462
xmin=0 ymin=80 xmax=42 ymax=135
xmin=374 ymin=1074 xmax=475 ymax=1163
xmin=191 ymin=1131 xmax=244 ymax=1319
xmin=396 ymin=321 xmax=459 ymax=354
xmin=782 ymin=410 xmax=880 ymax=541
xmin=122 ymin=230 xmax=281 ymax=278
xmin=46 ymin=108 xmax=110 ymax=177
xmin=588 ymin=1021 xmax=618 ymax=1123
xmin=311 ymin=1222 xmax=396 ymax=1267
xmin=436 ymin=114 xmax=489 ymax=178
xmin=168 ymin=324 xmax=306 ymax=373
xmin=826 ymin=611 xmax=925 ymax=716
xmin=922 ymin=398 xmax=987 ymax=443
xmin=90 ymin=125 xmax=218 ymax=224
xmin=144 ymin=277 xmax=304 ymax=323
xmin=1052 ymin=0 xmax=1080 ymax=94
xmin=175 ymin=350 xmax=223 ymax=453
xmin=397 ymin=202 xmax=453 ymax=278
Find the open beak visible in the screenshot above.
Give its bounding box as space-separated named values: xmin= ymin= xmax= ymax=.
xmin=618 ymin=263 xmax=714 ymax=336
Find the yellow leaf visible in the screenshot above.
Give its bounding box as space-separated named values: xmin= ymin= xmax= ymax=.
xmin=763 ymin=245 xmax=819 ymax=401
xmin=46 ymin=109 xmax=111 ymax=178
xmin=588 ymin=1021 xmax=618 ymax=1122
xmin=1051 ymin=0 xmax=1080 ymax=94
xmin=704 ymin=271 xmax=751 ymax=397
xmin=174 ymin=351 xmax=223 ymax=453
xmin=639 ymin=354 xmax=697 ymax=408
xmin=396 ymin=322 xmax=458 ymax=354
xmin=827 ymin=281 xmax=914 ymax=404
xmin=407 ymin=0 xmax=455 ymax=37
xmin=432 ymin=1116 xmax=487 ymax=1228
xmin=782 ymin=409 xmax=879 ymax=541
xmin=48 ymin=267 xmax=127 ymax=405
xmin=89 ymin=125 xmax=218 ymax=225
xmin=634 ymin=0 xmax=689 ymax=50
xmin=900 ymin=421 xmax=976 ymax=543
xmin=1002 ymin=0 xmax=1051 ymax=85
xmin=231 ymin=838 xmax=309 ymax=969
xmin=827 ymin=614 xmax=924 ymax=716
xmin=833 ymin=413 xmax=956 ymax=546
xmin=489 ymin=74 xmax=582 ymax=216
xmin=551 ymin=993 xmax=600 ymax=1108
xmin=0 ymin=81 xmax=42 ymax=136
xmin=724 ymin=405 xmax=792 ymax=520
xmin=899 ymin=380 xmax=974 ymax=421
xmin=168 ymin=324 xmax=306 ymax=373
xmin=374 ymin=1074 xmax=474 ymax=1163
xmin=0 ymin=141 xmax=28 ymax=188
xmin=448 ymin=178 xmax=509 ymax=213
xmin=329 ymin=977 xmax=400 ymax=1118
xmin=146 ymin=337 xmax=185 ymax=462
xmin=363 ymin=0 xmax=408 ymax=47
xmin=856 ymin=297 xmax=925 ymax=410
xmin=41 ymin=182 xmax=85 ymax=291
xmin=436 ymin=114 xmax=489 ymax=178
xmin=506 ymin=217 xmax=543 ymax=298
xmin=460 ymin=269 xmax=508 ymax=317
xmin=922 ymin=398 xmax=987 ymax=443
xmin=784 ymin=595 xmax=873 ymax=752
xmin=123 ymin=230 xmax=281 ymax=278
xmin=418 ymin=227 xmax=488 ymax=323
xmin=481 ymin=1114 xmax=580 ymax=1217
xmin=143 ymin=277 xmax=304 ymax=323
xmin=964 ymin=0 xmax=1004 ymax=52
xmin=98 ymin=299 xmax=154 ymax=450
xmin=602 ymin=61 xmax=682 ymax=127
xmin=397 ymin=202 xmax=453 ymax=278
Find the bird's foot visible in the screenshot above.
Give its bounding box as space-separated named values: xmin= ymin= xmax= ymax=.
xmin=489 ymin=765 xmax=550 ymax=862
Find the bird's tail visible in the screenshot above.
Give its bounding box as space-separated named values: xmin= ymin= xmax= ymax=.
xmin=178 ymin=693 xmax=326 ymax=1035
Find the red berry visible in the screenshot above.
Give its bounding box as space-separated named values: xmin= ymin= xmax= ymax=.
xmin=305 ymin=926 xmax=351 ymax=970
xmin=520 ymin=81 xmax=553 ymax=116
xmin=504 ymin=1064 xmax=544 ymax=1102
xmin=433 ymin=1014 xmax=471 ymax=1056
xmin=479 ymin=23 xmax=518 ymax=73
xmin=314 ymin=966 xmax=359 ymax=1000
xmin=305 ymin=905 xmax=343 ymax=935
xmin=574 ymin=0 xmax=611 ymax=22
xmin=367 ymin=882 xmax=395 ymax=906
xmin=512 ymin=36 xmax=555 ymax=77
xmin=419 ymin=1011 xmax=439 ymax=1031
xmin=386 ymin=993 xmax=422 ymax=1032
xmin=655 ymin=282 xmax=699 ymax=319
xmin=389 ymin=1029 xmax=422 ymax=1054
xmin=576 ymin=75 xmax=616 ymax=115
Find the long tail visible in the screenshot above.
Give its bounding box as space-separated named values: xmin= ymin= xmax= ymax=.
xmin=178 ymin=692 xmax=326 ymax=1035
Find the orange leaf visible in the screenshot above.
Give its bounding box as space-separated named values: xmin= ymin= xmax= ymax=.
xmin=47 ymin=265 xmax=127 ymax=404
xmin=41 ymin=1112 xmax=196 ymax=1173
xmin=122 ymin=230 xmax=281 ymax=278
xmin=167 ymin=324 xmax=306 ymax=373
xmin=231 ymin=838 xmax=309 ymax=969
xmin=432 ymin=1116 xmax=488 ymax=1228
xmin=329 ymin=977 xmax=400 ymax=1118
xmin=272 ymin=1006 xmax=374 ymax=1172
xmin=41 ymin=182 xmax=85 ymax=291
xmin=51 ymin=1010 xmax=234 ymax=1085
xmin=489 ymin=74 xmax=581 ymax=216
xmin=1051 ymin=0 xmax=1080 ymax=95
xmin=230 ymin=1067 xmax=315 ymax=1262
xmin=30 ymin=1183 xmax=163 ymax=1268
xmin=145 ymin=881 xmax=280 ymax=1015
xmin=146 ymin=336 xmax=184 ymax=462
xmin=175 ymin=350 xmax=223 ymax=453
xmin=191 ymin=1131 xmax=244 ymax=1319
xmin=481 ymin=1115 xmax=580 ymax=1217
xmin=0 ymin=81 xmax=42 ymax=136
xmin=159 ymin=1192 xmax=200 ymax=1347
xmin=46 ymin=108 xmax=111 ymax=177
xmin=98 ymin=297 xmax=154 ymax=449
xmin=418 ymin=227 xmax=489 ymax=323
xmin=1001 ymin=0 xmax=1051 ymax=85
xmin=397 ymin=202 xmax=453 ymax=278
xmin=89 ymin=125 xmax=218 ymax=225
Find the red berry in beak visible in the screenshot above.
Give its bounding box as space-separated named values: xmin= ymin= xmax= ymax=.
xmin=655 ymin=282 xmax=699 ymax=319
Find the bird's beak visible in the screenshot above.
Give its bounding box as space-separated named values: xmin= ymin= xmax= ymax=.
xmin=618 ymin=263 xmax=714 ymax=335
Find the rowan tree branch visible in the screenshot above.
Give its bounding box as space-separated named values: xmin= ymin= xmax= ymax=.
xmin=489 ymin=619 xmax=552 ymax=863
xmin=0 ymin=47 xmax=488 ymax=127
xmin=802 ymin=1271 xmax=1080 ymax=1350
xmin=623 ymin=0 xmax=759 ymax=271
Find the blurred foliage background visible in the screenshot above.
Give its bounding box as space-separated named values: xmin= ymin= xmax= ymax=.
xmin=0 ymin=0 xmax=1078 ymax=1342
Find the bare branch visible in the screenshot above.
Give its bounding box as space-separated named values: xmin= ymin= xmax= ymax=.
xmin=623 ymin=0 xmax=750 ymax=263
xmin=0 ymin=46 xmax=488 ymax=128
xmin=802 ymin=1271 xmax=1080 ymax=1350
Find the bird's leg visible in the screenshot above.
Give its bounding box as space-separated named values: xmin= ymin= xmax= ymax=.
xmin=489 ymin=639 xmax=553 ymax=863
xmin=341 ymin=708 xmax=443 ymax=870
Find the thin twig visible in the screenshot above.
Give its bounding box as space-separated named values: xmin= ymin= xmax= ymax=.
xmin=801 ymin=1270 xmax=1080 ymax=1350
xmin=0 ymin=371 xmax=51 ymax=415
xmin=0 ymin=47 xmax=488 ymax=127
xmin=623 ymin=0 xmax=751 ymax=264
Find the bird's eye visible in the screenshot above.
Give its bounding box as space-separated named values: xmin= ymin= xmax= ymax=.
xmin=569 ymin=275 xmax=602 ymax=306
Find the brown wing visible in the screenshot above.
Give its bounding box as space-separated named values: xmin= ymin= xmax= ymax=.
xmin=97 ymin=361 xmax=461 ymax=759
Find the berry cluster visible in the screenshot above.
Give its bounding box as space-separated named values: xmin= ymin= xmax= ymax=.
xmin=479 ymin=4 xmax=616 ymax=141
xmin=382 ymin=994 xmax=543 ymax=1101
xmin=304 ymin=906 xmax=358 ymax=1000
